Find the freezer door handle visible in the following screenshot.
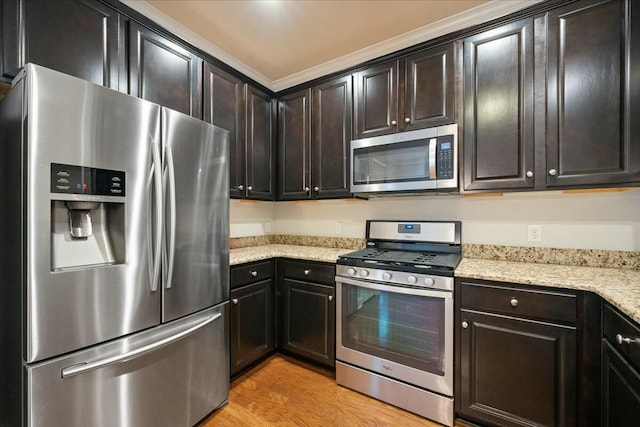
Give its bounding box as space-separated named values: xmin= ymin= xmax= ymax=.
xmin=164 ymin=145 xmax=177 ymax=289
xmin=150 ymin=141 xmax=163 ymax=292
xmin=61 ymin=312 xmax=222 ymax=378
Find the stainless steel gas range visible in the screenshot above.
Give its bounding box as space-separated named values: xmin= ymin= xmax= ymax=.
xmin=335 ymin=220 xmax=461 ymax=427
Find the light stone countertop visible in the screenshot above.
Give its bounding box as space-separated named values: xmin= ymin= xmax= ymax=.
xmin=230 ymin=244 xmax=354 ymax=265
xmin=456 ymin=258 xmax=640 ymax=324
xmin=230 ymin=245 xmax=640 ymax=324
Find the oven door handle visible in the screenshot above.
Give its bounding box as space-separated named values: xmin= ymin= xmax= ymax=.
xmin=335 ymin=276 xmax=452 ymax=299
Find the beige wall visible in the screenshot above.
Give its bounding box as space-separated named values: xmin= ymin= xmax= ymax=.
xmin=231 ymin=189 xmax=640 ymax=251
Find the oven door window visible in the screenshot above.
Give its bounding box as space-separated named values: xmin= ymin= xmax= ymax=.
xmin=353 ymin=139 xmax=431 ymax=185
xmin=341 ymin=282 xmax=445 ymax=375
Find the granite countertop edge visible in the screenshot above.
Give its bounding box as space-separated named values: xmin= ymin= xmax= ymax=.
xmin=230 ymin=245 xmax=640 ymax=324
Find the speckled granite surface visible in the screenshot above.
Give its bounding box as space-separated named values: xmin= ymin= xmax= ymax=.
xmin=230 ymin=235 xmax=365 ymax=250
xmin=230 ymin=244 xmax=355 ymax=265
xmin=230 ymin=240 xmax=640 ymax=324
xmin=463 ymin=244 xmax=640 ymax=270
xmin=456 ymin=258 xmax=640 ymax=324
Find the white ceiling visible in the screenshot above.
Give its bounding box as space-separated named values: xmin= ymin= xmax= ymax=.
xmin=122 ymin=0 xmax=542 ymax=91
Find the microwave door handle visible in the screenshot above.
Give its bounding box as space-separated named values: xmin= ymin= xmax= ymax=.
xmin=428 ymin=138 xmax=437 ymax=179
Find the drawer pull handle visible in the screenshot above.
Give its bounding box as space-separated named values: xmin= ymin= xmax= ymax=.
xmin=329 ymin=295 xmax=333 ymax=302
xmin=232 ymin=298 xmax=238 ymax=305
xmin=616 ymin=334 xmax=634 ymax=345
xmin=510 ymin=298 xmax=519 ymax=307
xmin=461 ymin=321 xmax=469 ymax=329
xmin=304 ymin=269 xmax=311 ymax=276
xmin=250 ymin=271 xmax=258 ymax=277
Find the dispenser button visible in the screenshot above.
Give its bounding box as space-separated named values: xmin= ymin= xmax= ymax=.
xmin=111 ymin=176 xmax=121 ymax=182
xmin=110 ymin=189 xmax=122 ymax=194
xmin=112 ymin=182 xmax=121 ymax=188
xmin=56 ymin=185 xmax=70 ymax=190
xmin=57 ymin=178 xmax=69 ymax=184
xmin=57 ymin=171 xmax=70 ymax=177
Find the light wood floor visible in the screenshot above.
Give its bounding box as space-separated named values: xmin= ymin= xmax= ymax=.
xmin=200 ymin=355 xmax=467 ymax=426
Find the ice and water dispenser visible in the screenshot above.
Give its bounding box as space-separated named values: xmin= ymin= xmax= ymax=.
xmin=50 ymin=163 xmax=126 ymax=270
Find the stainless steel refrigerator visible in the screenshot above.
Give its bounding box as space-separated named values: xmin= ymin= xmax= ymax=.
xmin=0 ymin=64 xmax=230 ymax=427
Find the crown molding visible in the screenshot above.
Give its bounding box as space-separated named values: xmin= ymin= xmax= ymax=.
xmin=120 ymin=0 xmax=273 ymax=89
xmin=123 ymin=0 xmax=544 ymax=93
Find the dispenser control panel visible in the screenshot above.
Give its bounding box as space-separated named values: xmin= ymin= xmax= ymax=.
xmin=51 ymin=163 xmax=125 ymax=196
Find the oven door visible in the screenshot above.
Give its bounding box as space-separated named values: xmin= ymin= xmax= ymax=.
xmin=336 ymin=276 xmax=453 ymax=396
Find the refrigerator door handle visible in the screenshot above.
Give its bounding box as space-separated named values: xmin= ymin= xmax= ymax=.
xmin=165 ymin=145 xmax=177 ymax=289
xmin=61 ymin=312 xmax=222 ymax=378
xmin=150 ymin=141 xmax=163 ymax=292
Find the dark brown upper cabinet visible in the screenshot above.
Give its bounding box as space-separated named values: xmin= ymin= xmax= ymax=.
xmin=463 ymin=18 xmax=535 ymax=192
xmin=464 ymin=0 xmax=640 ymax=193
xmin=277 ymin=75 xmax=352 ymax=200
xmin=311 ymin=75 xmax=352 ymax=199
xmin=245 ymin=85 xmax=276 ymax=200
xmin=1 ymin=0 xmax=123 ymax=89
xmin=203 ymin=63 xmax=247 ymax=199
xmin=544 ymin=0 xmax=640 ymax=188
xmin=353 ymin=42 xmax=456 ymax=139
xmin=128 ymin=22 xmax=202 ymax=118
xmin=203 ymin=62 xmax=275 ymax=200
xmin=278 ymin=89 xmax=312 ymax=200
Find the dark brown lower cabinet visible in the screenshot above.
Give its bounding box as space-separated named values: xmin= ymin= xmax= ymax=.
xmin=230 ymin=262 xmax=274 ymax=377
xmin=602 ymin=341 xmax=640 ymax=426
xmin=455 ymin=278 xmax=602 ymax=427
xmin=602 ymin=302 xmax=640 ymax=425
xmin=457 ymin=309 xmax=576 ymax=427
xmin=279 ymin=259 xmax=335 ymax=368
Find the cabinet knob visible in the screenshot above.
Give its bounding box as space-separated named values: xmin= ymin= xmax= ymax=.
xmin=404 ymin=117 xmax=411 ymax=123
xmin=304 ymin=269 xmax=311 ymax=276
xmin=548 ymin=169 xmax=558 ymax=176
xmin=313 ymin=186 xmax=319 ymax=192
xmin=328 ymin=295 xmax=333 ymax=302
xmin=462 ymin=321 xmax=469 ymax=329
xmin=238 ymin=185 xmax=244 ymax=191
xmin=391 ymin=120 xmax=397 ymax=126
xmin=526 ymin=171 xmax=534 ymax=178
xmin=304 ymin=186 xmax=310 ymax=193
xmin=232 ymin=298 xmax=238 ymax=305
xmin=510 ymin=297 xmax=519 ymax=307
xmin=250 ymin=271 xmax=258 ymax=277
xmin=247 ymin=185 xmax=253 ymax=191
xmin=616 ymin=333 xmax=634 ymax=345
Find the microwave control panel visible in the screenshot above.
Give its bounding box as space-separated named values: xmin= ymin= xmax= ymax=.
xmin=51 ymin=163 xmax=125 ymax=197
xmin=436 ymin=136 xmax=455 ymax=179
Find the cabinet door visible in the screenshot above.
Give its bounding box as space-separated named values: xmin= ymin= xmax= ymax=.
xmin=203 ymin=63 xmax=246 ymax=198
xmin=282 ymin=279 xmax=335 ymax=368
xmin=402 ymin=43 xmax=455 ymax=131
xmin=129 ymin=22 xmax=202 ymax=118
xmin=463 ymin=18 xmax=535 ymax=191
xmin=312 ymin=75 xmax=353 ymax=199
xmin=2 ymin=0 xmax=122 ymax=88
xmin=602 ymin=341 xmax=640 ymax=426
xmin=458 ymin=309 xmax=576 ymax=427
xmin=230 ymin=280 xmax=274 ymax=377
xmin=354 ymin=61 xmax=398 ymax=139
xmin=545 ymin=0 xmax=640 ymax=187
xmin=245 ymin=85 xmax=275 ymax=200
xmin=277 ymin=89 xmax=312 ymax=200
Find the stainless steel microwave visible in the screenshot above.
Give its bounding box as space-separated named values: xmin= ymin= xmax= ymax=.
xmin=350 ymin=124 xmax=458 ymax=196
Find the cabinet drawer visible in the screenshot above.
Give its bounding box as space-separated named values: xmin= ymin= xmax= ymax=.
xmin=604 ymin=303 xmax=640 ymax=370
xmin=231 ymin=261 xmax=272 ymax=289
xmin=283 ymin=260 xmax=335 ymax=285
xmin=459 ymin=281 xmax=577 ymax=324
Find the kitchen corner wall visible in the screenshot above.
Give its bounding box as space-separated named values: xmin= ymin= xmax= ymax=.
xmin=231 ymin=189 xmax=640 ymax=251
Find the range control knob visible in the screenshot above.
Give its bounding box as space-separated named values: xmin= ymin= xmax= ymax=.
xmin=347 ymin=268 xmax=356 ymax=276
xmin=424 ymin=277 xmax=435 ymax=286
xmin=407 ymin=275 xmax=417 ymax=285
xmin=382 ymin=272 xmax=392 ymax=280
xmin=359 ymin=269 xmax=369 ymax=278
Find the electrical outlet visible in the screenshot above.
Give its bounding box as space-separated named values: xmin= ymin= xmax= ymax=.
xmin=264 ymin=222 xmax=272 ymax=234
xmin=335 ymin=222 xmax=343 ymax=235
xmin=528 ymin=224 xmax=542 ymax=242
